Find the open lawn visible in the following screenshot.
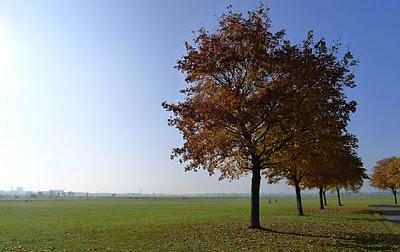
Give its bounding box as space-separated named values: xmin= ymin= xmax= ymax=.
xmin=0 ymin=195 xmax=399 ymax=251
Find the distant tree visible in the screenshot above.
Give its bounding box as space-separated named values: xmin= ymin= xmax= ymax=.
xmin=371 ymin=157 xmax=400 ymax=204
xmin=301 ymin=141 xmax=339 ymax=210
xmin=268 ymin=135 xmax=337 ymax=213
xmin=269 ymin=132 xmax=363 ymax=213
xmin=329 ymin=148 xmax=367 ymax=206
xmin=300 ymin=133 xmax=365 ymax=210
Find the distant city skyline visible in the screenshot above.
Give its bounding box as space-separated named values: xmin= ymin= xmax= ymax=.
xmin=0 ymin=185 xmax=392 ymax=197
xmin=0 ymin=1 xmax=399 ymax=194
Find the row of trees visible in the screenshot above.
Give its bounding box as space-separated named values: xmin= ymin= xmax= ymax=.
xmin=163 ymin=6 xmax=367 ymax=228
xmin=371 ymin=156 xmax=400 ymax=204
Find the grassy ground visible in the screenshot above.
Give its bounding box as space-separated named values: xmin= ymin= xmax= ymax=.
xmin=0 ymin=195 xmax=399 ymax=251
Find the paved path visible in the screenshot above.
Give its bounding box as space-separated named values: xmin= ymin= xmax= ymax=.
xmin=372 ymin=205 xmax=400 ymax=226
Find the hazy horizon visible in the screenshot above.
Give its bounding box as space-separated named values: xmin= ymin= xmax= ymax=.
xmin=0 ymin=1 xmax=399 ymax=194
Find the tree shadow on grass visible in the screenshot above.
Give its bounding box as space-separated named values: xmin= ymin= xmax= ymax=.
xmin=308 ymin=206 xmax=399 ymax=225
xmin=344 ymin=232 xmax=400 ymax=251
xmin=238 ymin=206 xmax=400 ymax=250
xmin=255 ymin=226 xmax=400 ymax=251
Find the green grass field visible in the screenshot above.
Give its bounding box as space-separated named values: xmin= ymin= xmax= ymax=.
xmin=0 ymin=195 xmax=399 ymax=251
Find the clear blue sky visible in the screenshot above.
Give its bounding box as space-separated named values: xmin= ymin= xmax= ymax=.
xmin=0 ymin=1 xmax=398 ymax=194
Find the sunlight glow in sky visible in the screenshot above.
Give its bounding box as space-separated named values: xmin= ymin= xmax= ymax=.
xmin=0 ymin=1 xmax=399 ymax=194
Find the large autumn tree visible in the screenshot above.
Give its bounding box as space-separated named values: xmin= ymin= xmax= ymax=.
xmin=163 ymin=7 xmax=291 ymax=229
xmin=371 ymin=157 xmax=400 ymax=204
xmin=163 ymin=6 xmax=359 ymax=228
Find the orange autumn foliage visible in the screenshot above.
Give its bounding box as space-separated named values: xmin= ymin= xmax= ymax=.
xmin=371 ymin=157 xmax=400 ymax=204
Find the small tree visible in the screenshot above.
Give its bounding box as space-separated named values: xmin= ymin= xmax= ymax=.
xmin=300 ymin=133 xmax=363 ymax=210
xmin=371 ymin=157 xmax=400 ymax=204
xmin=329 ymin=149 xmax=366 ymax=206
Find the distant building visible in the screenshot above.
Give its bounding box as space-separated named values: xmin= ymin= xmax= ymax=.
xmin=38 ymin=191 xmax=47 ymax=197
xmin=48 ymin=190 xmax=64 ymax=197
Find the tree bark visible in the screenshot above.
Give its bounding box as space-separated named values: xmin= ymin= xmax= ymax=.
xmin=249 ymin=158 xmax=261 ymax=229
xmin=323 ymin=190 xmax=327 ymax=206
xmin=393 ymin=189 xmax=398 ymax=205
xmin=337 ymin=188 xmax=343 ymax=206
xmin=319 ymin=187 xmax=324 ymax=210
xmin=294 ymin=179 xmax=304 ymax=216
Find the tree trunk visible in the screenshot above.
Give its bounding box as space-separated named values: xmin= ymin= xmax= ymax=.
xmin=294 ymin=179 xmax=304 ymax=216
xmin=249 ymin=163 xmax=261 ymax=229
xmin=323 ymin=190 xmax=327 ymax=206
xmin=393 ymin=189 xmax=398 ymax=205
xmin=337 ymin=188 xmax=343 ymax=206
xmin=319 ymin=187 xmax=324 ymax=210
